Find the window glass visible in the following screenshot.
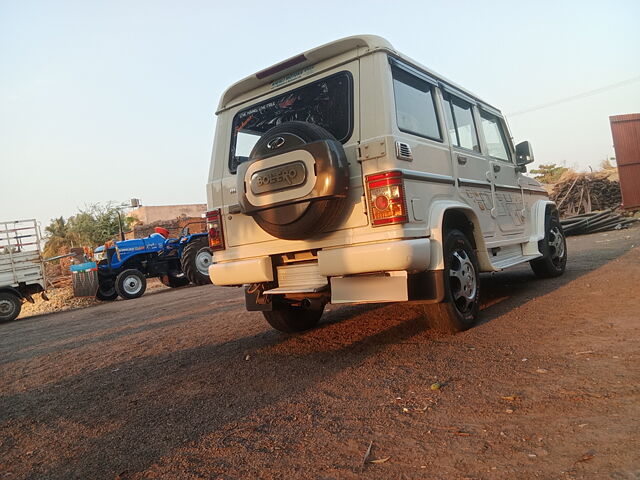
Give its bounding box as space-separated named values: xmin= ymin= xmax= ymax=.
xmin=443 ymin=93 xmax=480 ymax=152
xmin=229 ymin=71 xmax=353 ymax=173
xmin=392 ymin=67 xmax=441 ymax=140
xmin=442 ymin=95 xmax=457 ymax=145
xmin=480 ymin=111 xmax=511 ymax=161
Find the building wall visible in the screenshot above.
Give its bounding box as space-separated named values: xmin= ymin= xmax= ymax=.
xmin=610 ymin=114 xmax=640 ymax=209
xmin=126 ymin=217 xmax=206 ymax=239
xmin=129 ymin=204 xmax=207 ymax=225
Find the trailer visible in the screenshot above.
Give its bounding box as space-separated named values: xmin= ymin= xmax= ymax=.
xmin=0 ymin=219 xmax=47 ymax=322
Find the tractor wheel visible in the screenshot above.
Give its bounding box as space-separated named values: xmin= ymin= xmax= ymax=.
xmin=115 ymin=269 xmax=147 ymax=300
xmin=160 ymin=274 xmax=190 ymax=288
xmin=0 ymin=292 xmax=22 ymax=323
xmin=181 ymin=237 xmax=212 ymax=285
xmin=96 ymin=277 xmax=118 ymax=301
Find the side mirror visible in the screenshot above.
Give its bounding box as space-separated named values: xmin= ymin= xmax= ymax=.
xmin=516 ymin=142 xmax=533 ymax=172
xmin=515 ymin=141 xmax=534 ymax=168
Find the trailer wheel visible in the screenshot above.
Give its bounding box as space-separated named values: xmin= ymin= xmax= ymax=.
xmin=96 ymin=278 xmax=118 ymax=301
xmin=115 ymin=269 xmax=147 ymax=300
xmin=181 ymin=237 xmax=212 ymax=285
xmin=422 ymin=229 xmax=480 ymax=334
xmin=263 ymin=302 xmax=324 ymax=333
xmin=0 ymin=292 xmax=22 ymax=323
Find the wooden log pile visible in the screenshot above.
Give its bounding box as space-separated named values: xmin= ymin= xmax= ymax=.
xmin=561 ymin=209 xmax=638 ymax=236
xmin=550 ymin=172 xmax=622 ymax=217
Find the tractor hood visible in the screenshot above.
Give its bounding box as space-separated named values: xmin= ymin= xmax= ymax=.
xmin=95 ymin=233 xmax=168 ymax=256
xmin=114 ymin=235 xmax=166 ymax=255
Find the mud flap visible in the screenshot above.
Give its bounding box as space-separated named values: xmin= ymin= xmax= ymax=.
xmin=407 ymin=270 xmax=446 ymax=303
xmin=245 ymin=284 xmax=274 ymax=311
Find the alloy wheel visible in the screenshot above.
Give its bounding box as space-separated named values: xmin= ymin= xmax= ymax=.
xmin=449 ymin=249 xmax=477 ymax=313
xmin=549 ymin=226 xmax=566 ymax=267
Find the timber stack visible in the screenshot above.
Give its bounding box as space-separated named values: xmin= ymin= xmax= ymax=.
xmin=549 ymin=171 xmax=622 ymax=217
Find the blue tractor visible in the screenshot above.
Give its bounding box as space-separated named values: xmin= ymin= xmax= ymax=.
xmin=93 ymin=226 xmax=212 ymax=301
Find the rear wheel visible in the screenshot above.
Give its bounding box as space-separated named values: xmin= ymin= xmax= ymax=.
xmin=422 ymin=229 xmax=480 ymax=334
xmin=181 ymin=237 xmax=212 ymax=285
xmin=530 ymin=212 xmax=567 ymax=278
xmin=115 ymin=269 xmax=147 ymax=300
xmin=263 ymin=302 xmax=324 ymax=333
xmin=0 ymin=292 xmax=22 ymax=323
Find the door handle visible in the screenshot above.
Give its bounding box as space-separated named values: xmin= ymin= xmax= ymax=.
xmin=493 ymin=164 xmax=501 ymax=173
xmin=457 ymin=155 xmax=467 ymax=165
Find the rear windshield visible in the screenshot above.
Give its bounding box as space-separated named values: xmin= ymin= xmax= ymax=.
xmin=229 ymin=71 xmax=353 ymax=173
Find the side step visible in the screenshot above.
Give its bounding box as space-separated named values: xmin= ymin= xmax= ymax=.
xmin=263 ymin=285 xmax=328 ymax=295
xmin=488 ymin=244 xmax=541 ymax=270
xmin=263 ymin=262 xmax=328 ymax=295
xmin=491 ymin=254 xmax=541 ymax=270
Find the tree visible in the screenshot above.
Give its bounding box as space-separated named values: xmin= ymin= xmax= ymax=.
xmin=529 ymin=163 xmax=568 ymax=184
xmin=43 ymin=202 xmax=133 ymax=257
xmin=43 ymin=217 xmax=78 ymax=258
xmin=600 ymin=157 xmax=616 ymax=170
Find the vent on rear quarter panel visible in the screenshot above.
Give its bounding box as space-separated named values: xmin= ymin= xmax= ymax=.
xmin=395 ymin=141 xmax=413 ymax=161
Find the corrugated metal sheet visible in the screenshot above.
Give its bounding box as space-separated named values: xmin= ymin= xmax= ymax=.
xmin=610 ymin=113 xmax=640 ymax=209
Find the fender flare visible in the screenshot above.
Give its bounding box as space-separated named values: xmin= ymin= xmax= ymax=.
xmin=523 ymin=200 xmax=556 ymax=256
xmin=0 ymin=286 xmax=24 ymax=299
xmin=427 ymin=200 xmax=492 ymax=271
xmin=183 ymin=233 xmax=208 ymax=243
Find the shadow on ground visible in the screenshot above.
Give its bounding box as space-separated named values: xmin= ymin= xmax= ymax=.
xmin=1 ymin=230 xmax=636 ymax=479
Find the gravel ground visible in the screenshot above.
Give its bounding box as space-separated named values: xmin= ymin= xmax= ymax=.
xmin=1 ymin=227 xmax=639 ymax=480
xmin=19 ymin=279 xmax=167 ymax=319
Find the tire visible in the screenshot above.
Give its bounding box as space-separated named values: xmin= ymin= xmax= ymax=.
xmin=422 ymin=229 xmax=480 ymax=334
xmin=263 ymin=302 xmax=324 ymax=333
xmin=241 ymin=121 xmax=349 ymax=240
xmin=115 ymin=269 xmax=147 ymax=300
xmin=96 ymin=278 xmax=118 ymax=301
xmin=181 ymin=237 xmax=212 ymax=285
xmin=0 ymin=292 xmax=22 ymax=323
xmin=160 ymin=274 xmax=190 ymax=288
xmin=530 ymin=211 xmax=567 ymax=278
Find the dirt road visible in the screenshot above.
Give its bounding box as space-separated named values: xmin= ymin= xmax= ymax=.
xmin=1 ymin=228 xmax=639 ymax=480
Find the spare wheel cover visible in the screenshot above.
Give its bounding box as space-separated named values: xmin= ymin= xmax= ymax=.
xmin=237 ymin=121 xmax=349 ymax=240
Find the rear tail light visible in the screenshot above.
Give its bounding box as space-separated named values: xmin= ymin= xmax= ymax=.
xmin=205 ymin=209 xmax=225 ymax=250
xmin=366 ymin=171 xmax=408 ymax=226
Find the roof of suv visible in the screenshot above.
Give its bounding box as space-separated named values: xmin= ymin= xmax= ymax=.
xmin=217 ymin=34 xmax=499 ymax=114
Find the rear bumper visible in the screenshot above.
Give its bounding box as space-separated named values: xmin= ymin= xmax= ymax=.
xmin=317 ymin=238 xmax=430 ymax=276
xmin=209 ymin=238 xmax=430 ymax=286
xmin=209 ymin=256 xmax=274 ymax=285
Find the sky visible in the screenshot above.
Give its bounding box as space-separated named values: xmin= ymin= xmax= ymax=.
xmin=1 ymin=0 xmax=639 ymax=229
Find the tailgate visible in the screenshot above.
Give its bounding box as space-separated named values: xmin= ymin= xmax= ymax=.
xmin=222 ymin=60 xmax=366 ymax=248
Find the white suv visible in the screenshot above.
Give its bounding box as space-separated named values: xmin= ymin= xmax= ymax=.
xmin=205 ymin=35 xmax=567 ymax=334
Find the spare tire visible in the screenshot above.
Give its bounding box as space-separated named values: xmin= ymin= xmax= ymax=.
xmin=237 ymin=121 xmax=350 ymax=240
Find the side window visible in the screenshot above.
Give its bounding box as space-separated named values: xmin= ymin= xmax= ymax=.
xmin=442 ymin=93 xmax=480 ymax=152
xmin=480 ymin=111 xmax=511 ymax=162
xmin=392 ymin=66 xmax=441 ymax=141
